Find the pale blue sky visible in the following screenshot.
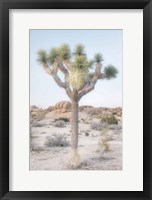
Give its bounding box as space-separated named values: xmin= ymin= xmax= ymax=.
xmin=30 ymin=30 xmax=122 ymax=108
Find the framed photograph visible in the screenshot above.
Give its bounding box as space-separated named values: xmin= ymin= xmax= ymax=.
xmin=0 ymin=0 xmax=152 ymax=199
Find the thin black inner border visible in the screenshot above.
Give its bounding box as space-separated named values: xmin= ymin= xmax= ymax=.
xmin=29 ymin=28 xmax=124 ymax=173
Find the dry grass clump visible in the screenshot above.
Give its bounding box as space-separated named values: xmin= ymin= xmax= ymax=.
xmin=44 ymin=134 xmax=69 ymax=147
xmin=98 ymin=128 xmax=113 ymax=152
xmin=100 ymin=114 xmax=118 ymax=125
xmin=68 ymin=151 xmax=80 ymax=170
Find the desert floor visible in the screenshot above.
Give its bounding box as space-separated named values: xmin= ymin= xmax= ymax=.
xmin=30 ymin=111 xmax=122 ymax=170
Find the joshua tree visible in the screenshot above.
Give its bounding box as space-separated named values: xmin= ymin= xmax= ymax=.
xmin=37 ymin=44 xmax=118 ymax=167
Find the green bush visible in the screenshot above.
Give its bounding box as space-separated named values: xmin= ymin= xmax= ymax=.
xmin=100 ymin=114 xmax=118 ymax=125
xmin=90 ymin=122 xmax=103 ymax=131
xmin=54 ymin=117 xmax=70 ymax=123
xmin=44 ymin=134 xmax=69 ymax=147
xmin=54 ymin=120 xmax=65 ymax=127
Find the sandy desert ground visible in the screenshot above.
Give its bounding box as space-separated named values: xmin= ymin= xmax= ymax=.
xmin=30 ymin=106 xmax=122 ymax=170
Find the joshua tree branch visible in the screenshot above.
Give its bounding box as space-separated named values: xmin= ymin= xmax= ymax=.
xmin=78 ymin=63 xmax=101 ymax=101
xmin=57 ymin=60 xmax=72 ymax=99
xmin=58 ymin=59 xmax=73 ymax=99
xmin=51 ymin=73 xmax=66 ymax=88
xmin=64 ymin=76 xmax=72 ymax=99
xmin=42 ymin=63 xmax=66 ymax=88
xmin=59 ymin=63 xmax=69 ymax=74
xmin=55 ymin=58 xmax=68 ymax=75
xmin=42 ymin=63 xmax=53 ymax=75
xmin=43 ymin=62 xmax=72 ymax=99
xmin=63 ymin=60 xmax=72 ymax=70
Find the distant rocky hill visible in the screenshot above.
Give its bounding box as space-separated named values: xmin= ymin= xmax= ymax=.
xmin=79 ymin=106 xmax=122 ymax=117
xmin=30 ymin=101 xmax=122 ymax=121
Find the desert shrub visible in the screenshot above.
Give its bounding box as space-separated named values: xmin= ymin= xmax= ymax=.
xmin=30 ymin=142 xmax=44 ymax=152
xmin=54 ymin=117 xmax=70 ymax=122
xmin=32 ymin=122 xmax=46 ymax=127
xmin=90 ymin=122 xmax=103 ymax=131
xmin=100 ymin=114 xmax=118 ymax=125
xmin=85 ymin=132 xmax=89 ymax=136
xmin=44 ymin=134 xmax=69 ymax=147
xmin=54 ymin=120 xmax=65 ymax=127
xmin=108 ymin=124 xmax=122 ymax=130
xmin=84 ymin=120 xmax=90 ymax=124
xmin=31 ymin=135 xmax=39 ymax=139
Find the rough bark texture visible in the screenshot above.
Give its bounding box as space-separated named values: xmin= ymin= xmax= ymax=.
xmin=71 ymin=99 xmax=79 ymax=152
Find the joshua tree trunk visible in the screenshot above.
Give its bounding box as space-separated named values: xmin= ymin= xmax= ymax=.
xmin=70 ymin=99 xmax=79 ymax=167
xmin=71 ymin=99 xmax=79 ymax=153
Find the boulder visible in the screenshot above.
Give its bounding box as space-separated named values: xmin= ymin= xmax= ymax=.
xmin=47 ymin=101 xmax=71 ymax=113
xmin=30 ymin=107 xmax=46 ymax=120
xmin=47 ymin=106 xmax=55 ymax=113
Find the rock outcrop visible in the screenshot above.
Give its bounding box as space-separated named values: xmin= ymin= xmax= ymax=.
xmin=47 ymin=101 xmax=71 ymax=114
xmin=31 ymin=102 xmax=122 ymax=121
xmin=47 ymin=106 xmax=55 ymax=113
xmin=30 ymin=106 xmax=46 ymax=121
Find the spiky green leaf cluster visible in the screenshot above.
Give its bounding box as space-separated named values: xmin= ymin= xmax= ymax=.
xmin=47 ymin=48 xmax=60 ymax=64
xmin=94 ymin=53 xmax=103 ymax=63
xmin=59 ymin=44 xmax=71 ymax=60
xmin=72 ymin=55 xmax=89 ymax=69
xmin=37 ymin=44 xmax=118 ymax=85
xmin=37 ymin=49 xmax=47 ymax=64
xmin=104 ymin=65 xmax=118 ymax=79
xmin=68 ymin=68 xmax=85 ymax=90
xmin=74 ymin=44 xmax=85 ymax=55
